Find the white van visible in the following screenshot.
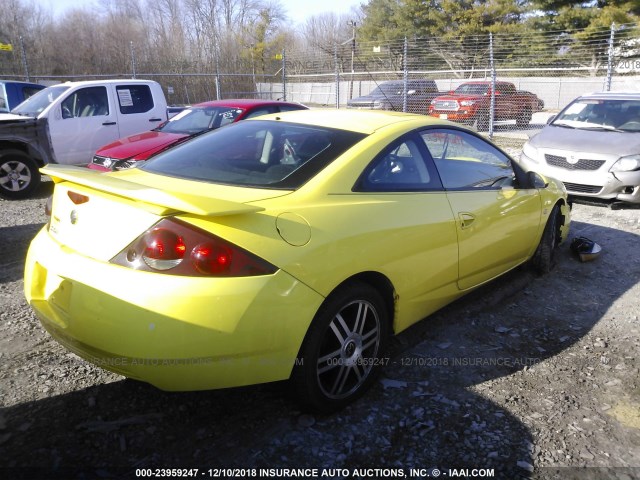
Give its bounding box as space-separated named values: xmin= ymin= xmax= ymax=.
xmin=0 ymin=79 xmax=167 ymax=198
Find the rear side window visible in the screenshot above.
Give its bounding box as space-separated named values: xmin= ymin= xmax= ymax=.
xmin=142 ymin=120 xmax=365 ymax=189
xmin=116 ymin=84 xmax=154 ymax=114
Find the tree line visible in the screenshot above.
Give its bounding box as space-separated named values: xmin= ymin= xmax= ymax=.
xmin=0 ymin=0 xmax=638 ymax=99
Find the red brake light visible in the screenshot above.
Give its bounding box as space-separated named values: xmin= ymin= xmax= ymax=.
xmin=112 ymin=218 xmax=277 ymax=277
xmin=141 ymin=229 xmax=186 ymax=270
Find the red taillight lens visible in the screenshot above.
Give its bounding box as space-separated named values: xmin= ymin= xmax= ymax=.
xmin=141 ymin=229 xmax=186 ymax=270
xmin=111 ymin=218 xmax=277 ymax=277
xmin=192 ymin=243 xmax=232 ymax=275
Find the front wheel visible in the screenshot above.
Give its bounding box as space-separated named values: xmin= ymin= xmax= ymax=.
xmin=0 ymin=150 xmax=41 ymax=199
xmin=472 ymin=111 xmax=490 ymax=131
xmin=531 ymin=204 xmax=561 ymax=275
xmin=292 ymin=282 xmax=390 ymax=413
xmin=516 ymin=107 xmax=532 ymax=127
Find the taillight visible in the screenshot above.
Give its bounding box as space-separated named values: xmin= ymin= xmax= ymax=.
xmin=141 ymin=228 xmax=186 ymax=270
xmin=111 ymin=218 xmax=277 ymax=277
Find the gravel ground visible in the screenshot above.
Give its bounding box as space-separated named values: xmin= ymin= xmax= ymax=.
xmin=1 ymin=175 xmax=639 ymax=480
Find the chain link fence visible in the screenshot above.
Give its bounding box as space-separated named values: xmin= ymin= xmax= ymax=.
xmin=2 ymin=22 xmax=639 ymax=141
xmin=284 ymin=22 xmax=640 ymax=139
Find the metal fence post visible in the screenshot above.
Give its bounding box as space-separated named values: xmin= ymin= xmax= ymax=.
xmin=604 ymin=23 xmax=615 ymax=92
xmin=402 ymin=37 xmax=408 ymax=113
xmin=215 ymin=50 xmax=221 ymax=100
xmin=335 ymin=44 xmax=340 ymax=109
xmin=19 ymin=36 xmax=29 ymax=81
xmin=488 ymin=33 xmax=496 ymax=138
xmin=130 ymin=41 xmax=136 ymax=79
xmin=281 ymin=49 xmax=287 ymax=101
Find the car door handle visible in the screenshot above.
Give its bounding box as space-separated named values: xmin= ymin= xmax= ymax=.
xmin=459 ymin=212 xmax=476 ymax=229
xmin=149 ymin=118 xmax=163 ymax=122
xmin=102 ymin=121 xmax=117 ymax=126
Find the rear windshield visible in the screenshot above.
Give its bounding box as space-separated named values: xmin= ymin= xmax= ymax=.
xmin=142 ymin=120 xmax=366 ymax=189
xmin=159 ymin=106 xmax=244 ymax=134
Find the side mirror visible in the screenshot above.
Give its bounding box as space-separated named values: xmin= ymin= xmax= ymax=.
xmin=494 ymin=91 xmax=502 ymax=96
xmin=527 ymin=171 xmax=548 ymax=189
xmin=546 ymin=115 xmax=555 ymax=124
xmin=449 ymin=90 xmax=455 ymax=95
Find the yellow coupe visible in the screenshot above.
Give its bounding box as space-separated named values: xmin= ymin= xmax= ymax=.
xmin=24 ymin=110 xmax=570 ymax=412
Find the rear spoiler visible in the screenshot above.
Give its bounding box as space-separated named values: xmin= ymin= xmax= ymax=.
xmin=41 ymin=165 xmax=264 ymax=217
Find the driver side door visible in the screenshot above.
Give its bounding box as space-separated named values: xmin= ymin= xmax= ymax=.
xmin=420 ymin=128 xmax=542 ymax=290
xmin=48 ymin=86 xmax=120 ymax=165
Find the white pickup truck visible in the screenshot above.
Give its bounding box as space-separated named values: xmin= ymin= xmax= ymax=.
xmin=0 ymin=79 xmax=167 ymax=199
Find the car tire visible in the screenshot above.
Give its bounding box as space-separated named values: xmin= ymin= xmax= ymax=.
xmin=473 ymin=111 xmax=490 ymax=131
xmin=531 ymin=204 xmax=561 ymax=275
xmin=516 ymin=107 xmax=532 ymax=127
xmin=292 ymin=282 xmax=390 ymax=413
xmin=0 ymin=150 xmax=41 ymax=200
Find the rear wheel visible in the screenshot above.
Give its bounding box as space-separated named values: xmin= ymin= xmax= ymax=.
xmin=532 ymin=204 xmax=561 ymax=275
xmin=0 ymin=150 xmax=41 ymax=200
xmin=292 ymin=282 xmax=390 ymax=413
xmin=516 ymin=107 xmax=532 ymax=127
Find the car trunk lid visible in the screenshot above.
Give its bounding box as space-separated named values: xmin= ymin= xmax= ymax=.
xmin=42 ymin=165 xmax=287 ymax=262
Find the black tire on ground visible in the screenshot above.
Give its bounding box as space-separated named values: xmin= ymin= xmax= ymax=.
xmin=516 ymin=107 xmax=532 ymax=127
xmin=531 ymin=204 xmax=562 ymax=275
xmin=292 ymin=282 xmax=390 ymax=413
xmin=473 ymin=111 xmax=490 ymax=131
xmin=0 ymin=150 xmax=41 ymax=200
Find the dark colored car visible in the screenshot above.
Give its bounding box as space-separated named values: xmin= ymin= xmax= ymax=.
xmin=347 ymin=80 xmax=441 ymax=114
xmin=89 ymin=99 xmax=308 ymax=171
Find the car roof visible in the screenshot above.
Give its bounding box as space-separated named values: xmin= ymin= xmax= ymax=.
xmin=193 ymin=99 xmax=305 ymax=109
xmin=0 ymin=80 xmax=44 ymax=87
xmin=55 ymin=79 xmax=160 ymax=87
xmin=252 ymin=108 xmax=448 ymax=134
xmin=578 ymin=92 xmax=640 ymax=101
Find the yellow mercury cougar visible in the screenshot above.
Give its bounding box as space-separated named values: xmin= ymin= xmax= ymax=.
xmin=24 ymin=110 xmax=570 ymax=412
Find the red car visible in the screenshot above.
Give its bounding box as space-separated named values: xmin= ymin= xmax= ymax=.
xmin=88 ymin=99 xmax=308 ymax=171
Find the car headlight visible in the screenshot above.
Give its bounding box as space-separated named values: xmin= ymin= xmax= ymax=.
xmin=521 ymin=142 xmax=539 ymax=163
xmin=460 ymin=100 xmax=476 ymax=106
xmin=92 ymin=155 xmax=113 ymax=169
xmin=610 ymin=154 xmax=640 ymax=172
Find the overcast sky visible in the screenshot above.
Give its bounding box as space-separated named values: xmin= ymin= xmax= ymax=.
xmin=43 ymin=0 xmax=362 ymax=25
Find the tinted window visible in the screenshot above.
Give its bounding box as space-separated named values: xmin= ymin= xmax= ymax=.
xmin=420 ymin=129 xmax=514 ymax=189
xmin=117 ymin=84 xmax=154 ymax=114
xmin=61 ymin=86 xmax=109 ymax=118
xmin=278 ymin=104 xmax=307 ymax=113
xmin=356 ymin=136 xmax=441 ymax=192
xmin=244 ymin=107 xmax=277 ymax=119
xmin=142 ymin=120 xmax=366 ymax=189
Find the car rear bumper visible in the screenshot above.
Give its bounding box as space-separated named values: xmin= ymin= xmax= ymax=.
xmin=24 ymin=227 xmax=323 ymax=391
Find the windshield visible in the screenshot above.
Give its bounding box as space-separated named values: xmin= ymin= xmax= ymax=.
xmin=371 ymin=83 xmax=404 ymax=96
xmin=142 ymin=120 xmax=366 ymax=189
xmin=454 ymin=84 xmax=489 ymax=95
xmin=12 ymin=85 xmax=70 ymax=116
xmin=552 ymin=98 xmax=640 ymax=132
xmin=159 ymin=106 xmax=244 ymax=134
